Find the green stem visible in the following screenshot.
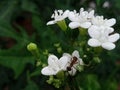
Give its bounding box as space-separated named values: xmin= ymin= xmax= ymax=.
xmin=78 ymin=27 xmax=87 ymax=36
xmin=57 ymin=20 xmax=67 ymax=31
xmin=93 ymin=47 xmax=103 ymax=56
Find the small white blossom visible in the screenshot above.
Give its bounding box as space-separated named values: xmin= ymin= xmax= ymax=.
xmin=88 ymin=26 xmax=120 ymax=50
xmin=68 ymin=8 xmax=94 ymax=29
xmin=103 ymin=1 xmax=110 ymax=8
xmin=41 ymin=55 xmax=69 ymax=75
xmin=47 ymin=10 xmax=70 ymax=25
xmin=63 ymin=50 xmax=84 ymax=76
xmin=91 ymin=16 xmax=116 ymax=28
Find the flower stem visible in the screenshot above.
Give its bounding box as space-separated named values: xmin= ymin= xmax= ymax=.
xmin=57 ymin=20 xmax=67 ymax=31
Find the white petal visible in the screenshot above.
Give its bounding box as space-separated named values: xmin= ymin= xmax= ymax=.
xmin=88 ymin=10 xmax=94 ymax=18
xmin=69 ymin=22 xmax=80 ymax=29
xmin=58 ymin=56 xmax=69 ymax=70
xmin=68 ymin=12 xmax=78 ymax=22
xmin=68 ymin=67 xmax=77 ymax=76
xmin=80 ymin=8 xmax=84 ymax=14
xmin=107 ymin=27 xmax=114 ymax=34
xmin=72 ymin=50 xmax=79 ymax=58
xmin=108 ymin=33 xmax=120 ymax=43
xmin=63 ymin=53 xmax=71 ymax=60
xmin=102 ymin=42 xmax=115 ymax=50
xmin=48 ymin=55 xmax=59 ymax=69
xmin=92 ymin=16 xmax=101 ymax=25
xmin=88 ymin=38 xmax=101 ymax=47
xmin=88 ymin=25 xmax=100 ymax=38
xmin=105 ymin=18 xmax=116 ymax=27
xmin=62 ymin=10 xmax=70 ymax=18
xmin=41 ymin=66 xmax=57 ymax=75
xmin=46 ymin=20 xmax=56 ymax=25
xmin=80 ymin=22 xmax=91 ymax=28
xmin=78 ymin=58 xmax=84 ymax=65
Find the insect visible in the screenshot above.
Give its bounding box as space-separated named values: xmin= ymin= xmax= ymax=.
xmin=67 ymin=56 xmax=78 ymax=71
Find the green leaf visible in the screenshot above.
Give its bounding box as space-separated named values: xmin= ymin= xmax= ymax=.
xmin=21 ymin=0 xmax=39 ymax=14
xmin=0 ymin=21 xmax=19 ymax=40
xmin=30 ymin=66 xmax=42 ymax=77
xmin=32 ymin=15 xmax=42 ymax=32
xmin=24 ymin=80 xmax=39 ymax=90
xmin=114 ymin=0 xmax=120 ymax=9
xmin=84 ymin=74 xmax=101 ymax=90
xmin=0 ymin=56 xmax=35 ymax=79
xmin=96 ymin=0 xmax=100 ymax=6
xmin=0 ymin=0 xmax=19 ymax=21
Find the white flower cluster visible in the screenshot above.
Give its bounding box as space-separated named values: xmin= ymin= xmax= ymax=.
xmin=41 ymin=50 xmax=83 ymax=76
xmin=47 ymin=10 xmax=70 ymax=25
xmin=47 ymin=8 xmax=120 ymax=50
xmin=88 ymin=16 xmax=119 ymax=50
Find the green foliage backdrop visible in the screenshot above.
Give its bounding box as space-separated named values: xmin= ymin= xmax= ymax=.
xmin=0 ymin=0 xmax=120 ymax=90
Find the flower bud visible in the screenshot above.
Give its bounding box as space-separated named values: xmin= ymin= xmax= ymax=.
xmin=76 ymin=65 xmax=84 ymax=72
xmin=27 ymin=42 xmax=40 ymax=59
xmin=56 ymin=70 xmax=64 ymax=79
xmin=46 ymin=76 xmax=54 ymax=84
xmin=36 ymin=61 xmax=42 ymax=66
xmin=53 ymin=79 xmax=61 ymax=88
xmin=54 ymin=43 xmax=60 ymax=47
xmin=42 ymin=64 xmax=47 ymax=68
xmin=93 ymin=57 xmax=101 ymax=63
xmin=27 ymin=43 xmax=37 ymax=51
xmin=57 ymin=47 xmax=62 ymax=53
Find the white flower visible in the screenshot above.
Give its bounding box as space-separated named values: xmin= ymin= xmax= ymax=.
xmin=41 ymin=55 xmax=69 ymax=75
xmin=91 ymin=16 xmax=116 ymax=28
xmin=63 ymin=50 xmax=84 ymax=76
xmin=68 ymin=8 xmax=94 ymax=29
xmin=47 ymin=10 xmax=70 ymax=25
xmin=103 ymin=1 xmax=110 ymax=8
xmin=88 ymin=26 xmax=120 ymax=50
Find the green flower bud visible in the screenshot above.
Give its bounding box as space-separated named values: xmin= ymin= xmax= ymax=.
xmin=86 ymin=48 xmax=90 ymax=51
xmin=54 ymin=43 xmax=60 ymax=47
xmin=43 ymin=49 xmax=49 ymax=55
xmin=56 ymin=70 xmax=65 ymax=79
xmin=27 ymin=42 xmax=40 ymax=59
xmin=46 ymin=76 xmax=54 ymax=84
xmin=76 ymin=65 xmax=84 ymax=72
xmin=93 ymin=57 xmax=101 ymax=63
xmin=57 ymin=47 xmax=62 ymax=53
xmin=46 ymin=79 xmax=52 ymax=84
xmin=53 ymin=83 xmax=60 ymax=88
xmin=42 ymin=64 xmax=47 ymax=67
xmin=27 ymin=43 xmax=37 ymax=51
xmin=53 ymin=79 xmax=61 ymax=88
xmin=36 ymin=61 xmax=42 ymax=66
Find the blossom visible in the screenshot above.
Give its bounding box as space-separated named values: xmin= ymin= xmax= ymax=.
xmin=41 ymin=55 xmax=69 ymax=75
xmin=91 ymin=16 xmax=116 ymax=28
xmin=88 ymin=26 xmax=120 ymax=50
xmin=63 ymin=50 xmax=84 ymax=76
xmin=68 ymin=8 xmax=94 ymax=29
xmin=46 ymin=10 xmax=70 ymax=25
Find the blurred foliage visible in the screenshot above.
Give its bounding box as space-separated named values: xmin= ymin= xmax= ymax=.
xmin=0 ymin=0 xmax=120 ymax=90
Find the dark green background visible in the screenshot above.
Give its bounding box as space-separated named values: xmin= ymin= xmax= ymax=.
xmin=0 ymin=0 xmax=120 ymax=90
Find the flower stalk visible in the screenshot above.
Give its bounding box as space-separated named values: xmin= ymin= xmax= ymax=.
xmin=57 ymin=20 xmax=67 ymax=31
